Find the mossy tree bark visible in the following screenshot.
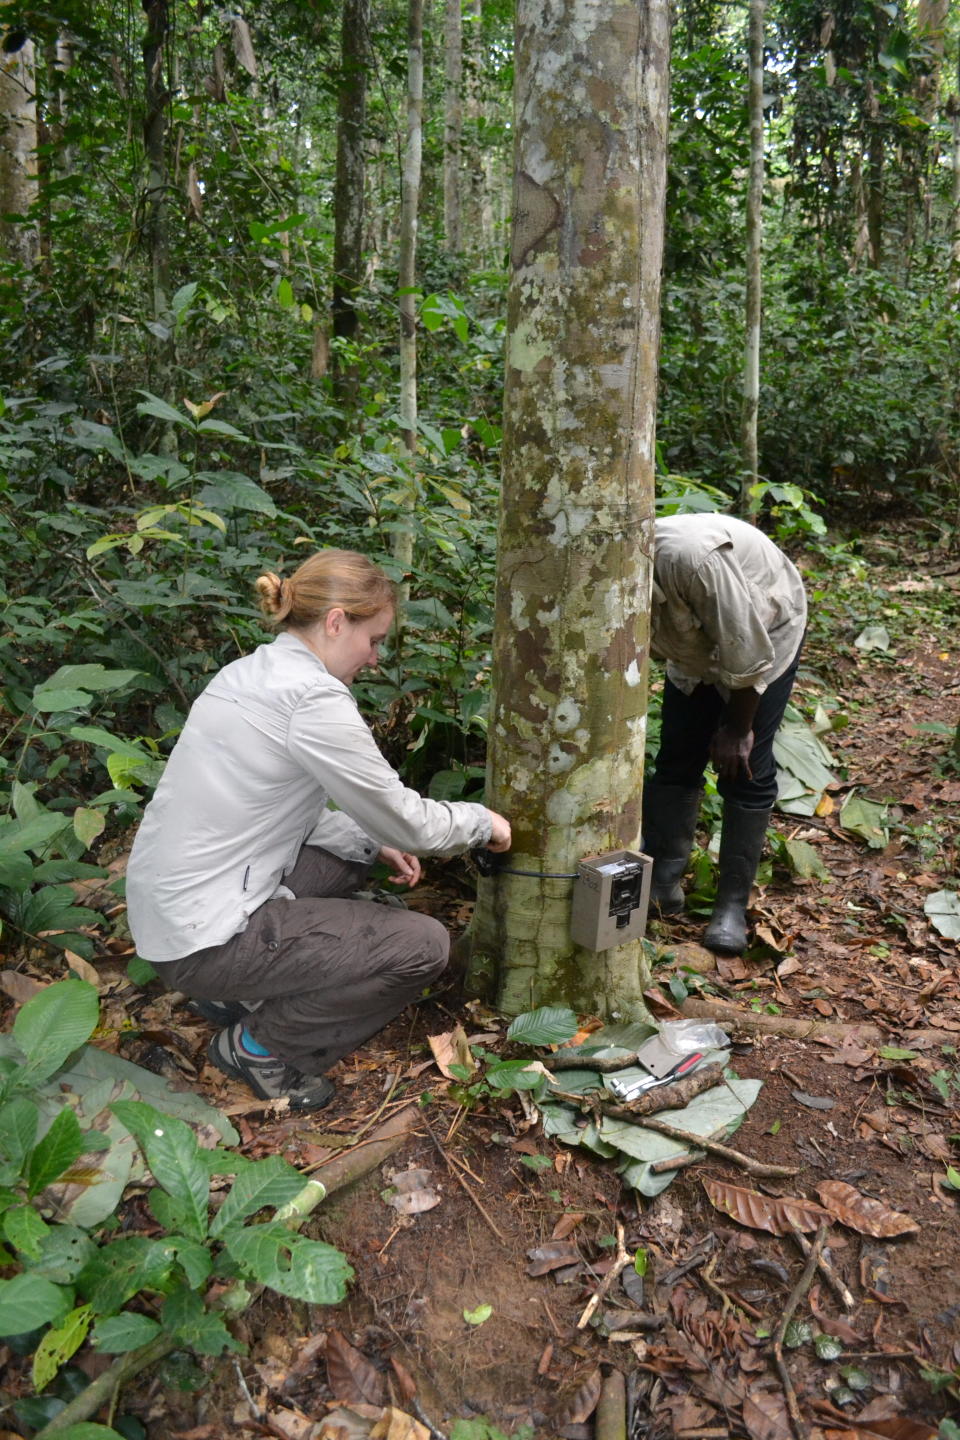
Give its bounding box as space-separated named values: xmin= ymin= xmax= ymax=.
xmin=470 ymin=0 xmax=671 ymax=1019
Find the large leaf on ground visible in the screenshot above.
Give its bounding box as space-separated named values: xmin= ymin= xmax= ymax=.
xmin=223 ymin=1222 xmax=353 ymax=1304
xmin=703 ymin=1178 xmax=830 ymax=1234
xmin=838 ymin=791 xmax=888 ymax=848
xmin=13 ymin=979 xmax=99 ymax=1084
xmin=923 ymin=890 xmax=960 ymax=941
xmin=160 ymin=1284 xmax=242 ymax=1355
xmin=774 ymin=718 xmax=836 ymax=816
xmin=506 ymin=1006 xmax=579 ymax=1046
xmin=80 ymin=1235 xmax=176 ymax=1315
xmin=0 ymin=1034 xmax=237 ymax=1227
xmin=815 ymin=1180 xmax=919 ymax=1237
xmin=611 ymin=1073 xmax=760 ymax=1197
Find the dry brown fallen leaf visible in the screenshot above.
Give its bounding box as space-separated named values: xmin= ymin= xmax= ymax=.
xmin=326 ymin=1329 xmax=387 ymax=1407
xmin=427 ymin=1024 xmax=475 ymax=1079
xmin=526 ymin=1239 xmax=581 ymax=1276
xmin=369 ymin=1406 xmax=430 ymax=1440
xmin=815 ymin=1180 xmax=920 ymax=1238
xmin=703 ymin=1177 xmax=831 ymax=1235
xmin=742 ymin=1387 xmax=791 ymax=1440
xmin=554 ymin=1365 xmax=602 ymax=1428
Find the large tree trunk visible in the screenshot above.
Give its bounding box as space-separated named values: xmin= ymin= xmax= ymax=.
xmin=0 ymin=33 xmax=38 ymax=268
xmin=469 ymin=0 xmax=671 ymax=1019
xmin=394 ymin=0 xmax=424 ymax=584
xmin=443 ymin=0 xmax=462 ymax=254
xmin=740 ymin=0 xmax=764 ymax=517
xmin=332 ymin=0 xmax=370 ymax=406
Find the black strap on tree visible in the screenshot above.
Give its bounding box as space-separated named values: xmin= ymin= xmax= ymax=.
xmin=470 ymin=848 xmax=578 ymax=880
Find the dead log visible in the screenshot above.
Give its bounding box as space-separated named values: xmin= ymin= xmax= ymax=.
xmin=679 ymin=996 xmax=883 ymax=1045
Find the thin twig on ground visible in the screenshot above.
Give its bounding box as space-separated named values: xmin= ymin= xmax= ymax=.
xmin=790 ymin=1222 xmax=856 ymax=1309
xmin=622 ymin=1114 xmax=798 ymax=1177
xmin=577 ymin=1222 xmax=633 ymax=1330
xmin=772 ymin=1220 xmax=828 ymax=1440
xmin=421 ymin=1111 xmax=508 ymax=1243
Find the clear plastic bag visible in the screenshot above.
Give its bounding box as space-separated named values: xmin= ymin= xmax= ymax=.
xmin=655 ymin=1018 xmax=730 ymax=1056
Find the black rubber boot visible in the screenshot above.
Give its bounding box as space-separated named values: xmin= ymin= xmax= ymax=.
xmin=703 ymin=803 xmax=772 ymax=953
xmin=642 ymin=782 xmax=702 ymax=915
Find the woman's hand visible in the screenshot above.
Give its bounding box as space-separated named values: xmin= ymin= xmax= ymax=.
xmin=378 ymin=848 xmax=422 ymax=887
xmin=486 ymin=811 xmax=512 ymax=852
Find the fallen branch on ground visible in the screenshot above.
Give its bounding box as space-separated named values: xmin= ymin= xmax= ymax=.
xmin=680 ymin=996 xmax=883 ymax=1045
xmin=577 ymin=1222 xmax=633 ymax=1330
xmin=550 ymin=1062 xmax=724 ymax=1119
xmin=626 ymin=1114 xmax=799 ymax=1178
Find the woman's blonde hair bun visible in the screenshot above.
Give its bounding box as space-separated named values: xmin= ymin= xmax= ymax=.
xmin=255 ymin=550 xmax=395 ymax=630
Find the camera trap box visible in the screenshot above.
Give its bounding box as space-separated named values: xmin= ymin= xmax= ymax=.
xmin=569 ymin=849 xmax=652 ymax=952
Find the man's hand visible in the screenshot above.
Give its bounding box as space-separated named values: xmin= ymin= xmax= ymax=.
xmin=486 ymin=811 xmax=512 ymax=852
xmin=378 ymin=848 xmax=422 ymax=887
xmin=710 ymin=725 xmax=754 ymax=781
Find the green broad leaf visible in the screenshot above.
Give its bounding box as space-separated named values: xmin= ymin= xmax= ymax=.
xmin=506 ymin=1006 xmax=579 ymax=1047
xmin=462 ymin=1303 xmax=492 ymax=1326
xmin=28 ymin=1225 xmax=97 ymax=1283
xmin=39 ymin=665 xmax=142 ymax=696
xmin=785 ymin=1318 xmax=814 ymax=1348
xmin=838 ymin=792 xmax=888 ymax=849
xmin=0 ymin=851 xmax=33 ymax=889
xmin=878 ymin=1046 xmax=918 ymax=1061
xmin=485 ymin=1060 xmax=548 ymax=1092
xmin=197 ymin=471 xmax=277 ymax=516
xmin=33 ymin=1302 xmax=93 ymax=1390
xmin=106 ymin=752 xmax=165 ymax=791
xmin=93 ymin=1310 xmax=162 ymax=1354
xmin=815 ymin=1333 xmax=844 ymax=1360
xmin=111 ymin=1101 xmax=209 ymax=1240
xmin=0 ymin=1096 xmax=40 ymax=1167
xmin=924 ymin=891 xmax=960 ymax=941
xmin=165 ymin=1235 xmax=213 ymax=1290
xmin=86 ymin=534 xmax=127 ymax=559
xmin=73 ymin=807 xmax=106 ymax=847
xmin=80 ymin=1235 xmax=176 ymax=1315
xmin=0 ymin=1272 xmax=71 ymax=1336
xmin=223 ymin=1222 xmax=353 ymax=1304
xmin=32 ymin=688 xmax=94 ymax=712
xmin=634 ymin=1248 xmax=649 ymax=1277
xmin=160 ymin=1285 xmax=242 ymax=1356
xmin=136 ymin=393 xmax=194 ymax=428
xmin=69 ymin=726 xmax=153 ymax=760
xmin=13 ymin=979 xmax=100 ymax=1085
xmin=171 ymin=281 xmax=198 ymax=317
xmin=943 ymin=1166 xmax=960 ymax=1191
xmin=0 ymin=810 xmax=72 ymax=857
xmin=420 ymin=293 xmax=446 ymax=331
xmin=197 ymin=418 xmax=249 ymax=439
xmin=3 ymin=1202 xmax=49 ymax=1259
xmin=210 ymin=1154 xmax=306 ymax=1237
xmin=27 ymin=1105 xmax=86 ymax=1197
xmin=127 ymin=955 xmax=158 ymax=987
xmin=781 ymin=837 xmax=830 ymax=880
xmin=277 ymin=277 xmax=294 ymax=308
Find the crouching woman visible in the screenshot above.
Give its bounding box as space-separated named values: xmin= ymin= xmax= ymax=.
xmin=125 ymin=549 xmax=511 ymax=1111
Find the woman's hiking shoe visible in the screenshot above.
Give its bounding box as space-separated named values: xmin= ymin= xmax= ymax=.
xmin=208 ymin=1023 xmax=335 ymax=1112
xmin=186 ymin=997 xmax=250 ymax=1025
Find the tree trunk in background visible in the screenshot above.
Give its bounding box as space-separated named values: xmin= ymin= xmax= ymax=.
xmin=0 ymin=34 xmax=38 ymax=269
xmin=332 ymin=0 xmax=370 ymax=407
xmin=469 ymin=0 xmax=670 ymax=1019
xmin=443 ymin=0 xmax=462 ymax=254
xmin=951 ymin=79 xmax=960 ymax=293
xmin=394 ymin=0 xmax=424 ymax=585
xmin=142 ymin=1 xmax=170 ymax=320
xmin=740 ymin=0 xmax=764 ymax=517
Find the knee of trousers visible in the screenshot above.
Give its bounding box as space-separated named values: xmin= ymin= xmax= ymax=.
xmin=391 ymin=912 xmax=449 ymax=981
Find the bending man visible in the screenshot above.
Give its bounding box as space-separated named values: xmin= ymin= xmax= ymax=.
xmin=645 ymin=513 xmax=807 ymax=953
